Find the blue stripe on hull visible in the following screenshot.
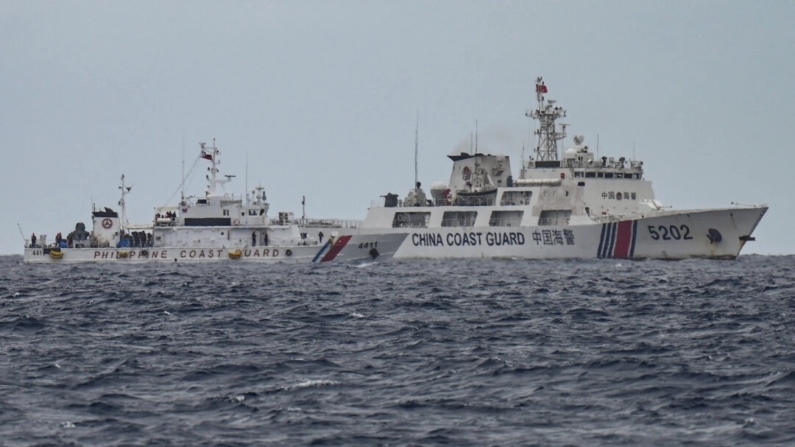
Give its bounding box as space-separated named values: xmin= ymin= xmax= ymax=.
xmin=607 ymin=222 xmax=618 ymax=259
xmin=312 ymin=241 xmax=331 ymax=263
xmin=602 ymin=222 xmax=617 ymax=258
xmin=597 ymin=224 xmax=608 ymax=259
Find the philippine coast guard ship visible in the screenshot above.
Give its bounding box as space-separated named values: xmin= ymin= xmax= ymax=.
xmin=23 ymin=141 xmax=405 ymax=264
xmin=301 ymin=78 xmax=766 ymax=260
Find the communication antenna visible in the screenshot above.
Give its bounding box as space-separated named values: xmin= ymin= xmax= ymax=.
xmin=473 ymin=120 xmax=481 ymax=173
xmin=181 ymin=131 xmax=185 ymax=201
xmin=475 ymin=120 xmax=478 ymax=153
xmin=414 ymin=111 xmax=419 ymax=189
xmin=118 ymin=174 xmax=132 ymax=229
xmin=597 ymin=134 xmax=600 ymax=160
xmin=16 ymin=223 xmax=26 ymax=243
xmin=245 ymin=152 xmax=249 ymax=204
xmin=527 ymin=76 xmax=566 ymax=161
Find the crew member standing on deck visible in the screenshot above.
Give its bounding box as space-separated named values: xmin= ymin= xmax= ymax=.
xmin=31 ymin=233 xmax=37 ymax=248
xmin=252 ymin=231 xmax=257 ymax=246
xmin=318 ymin=230 xmax=324 ymax=244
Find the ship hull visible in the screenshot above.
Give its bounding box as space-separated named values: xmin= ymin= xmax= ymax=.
xmin=23 ymin=233 xmax=406 ymax=264
xmin=311 ymin=206 xmax=766 ymax=260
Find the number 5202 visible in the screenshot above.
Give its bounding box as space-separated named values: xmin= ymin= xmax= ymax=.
xmin=648 ymin=225 xmax=693 ymax=241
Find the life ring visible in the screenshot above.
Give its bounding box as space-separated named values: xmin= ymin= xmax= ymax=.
xmin=462 ymin=166 xmax=472 ymax=181
xmin=49 ymin=251 xmax=64 ymax=259
xmin=117 ymin=251 xmax=129 ymax=258
xmin=229 ymin=249 xmax=242 ymax=259
xmin=102 ymin=218 xmax=113 ymax=229
xmin=233 ymin=219 xmax=240 ymax=226
xmin=285 ymin=249 xmax=292 ymax=257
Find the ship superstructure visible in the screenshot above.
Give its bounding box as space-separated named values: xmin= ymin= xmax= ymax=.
xmin=520 ymin=76 xmax=658 ymax=217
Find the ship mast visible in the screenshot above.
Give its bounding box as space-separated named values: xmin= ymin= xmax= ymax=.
xmin=201 ymin=138 xmax=229 ymax=197
xmin=526 ymin=77 xmax=567 ymax=162
xmin=414 ymin=111 xmax=419 ymax=189
xmin=118 ymin=174 xmax=132 ymax=229
xmin=181 ymin=131 xmax=185 ymax=202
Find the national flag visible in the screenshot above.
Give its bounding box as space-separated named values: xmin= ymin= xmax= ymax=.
xmin=536 ymin=84 xmax=548 ymax=93
xmin=200 ymin=150 xmax=213 ymax=160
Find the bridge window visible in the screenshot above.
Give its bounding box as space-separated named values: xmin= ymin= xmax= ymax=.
xmin=441 ymin=211 xmax=477 ymax=227
xmin=500 ymin=190 xmax=532 ymax=206
xmin=392 ymin=212 xmax=431 ymax=228
xmin=538 ymin=209 xmax=572 ymax=226
xmin=489 ymin=210 xmax=523 ymax=227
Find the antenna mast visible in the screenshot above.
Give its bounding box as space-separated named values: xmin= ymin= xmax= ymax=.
xmin=526 ymin=76 xmax=567 ymax=162
xmin=201 ymin=138 xmax=229 ymax=197
xmin=414 ymin=111 xmax=419 ymax=188
xmin=181 ymin=132 xmax=185 ymax=201
xmin=16 ymin=223 xmax=26 ymax=243
xmin=475 ymin=120 xmax=478 ymax=153
xmin=118 ymin=174 xmax=131 ymax=229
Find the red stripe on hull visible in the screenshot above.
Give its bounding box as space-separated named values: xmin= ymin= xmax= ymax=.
xmin=613 ymin=220 xmax=633 ymax=259
xmin=321 ymin=235 xmax=352 ymax=262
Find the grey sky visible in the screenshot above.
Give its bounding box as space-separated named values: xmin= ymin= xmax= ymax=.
xmin=3 ymin=1 xmax=792 ymax=255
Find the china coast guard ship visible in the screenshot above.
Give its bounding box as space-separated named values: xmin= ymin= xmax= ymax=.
xmin=301 ymin=78 xmax=766 ymax=260
xmin=23 ymin=141 xmax=406 ymax=264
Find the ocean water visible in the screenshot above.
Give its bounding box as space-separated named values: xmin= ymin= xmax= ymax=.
xmin=1 ymin=255 xmax=794 ymax=446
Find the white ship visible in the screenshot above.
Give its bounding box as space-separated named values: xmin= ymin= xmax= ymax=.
xmin=23 ymin=140 xmax=406 ymax=264
xmin=301 ymin=78 xmax=766 ymax=260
